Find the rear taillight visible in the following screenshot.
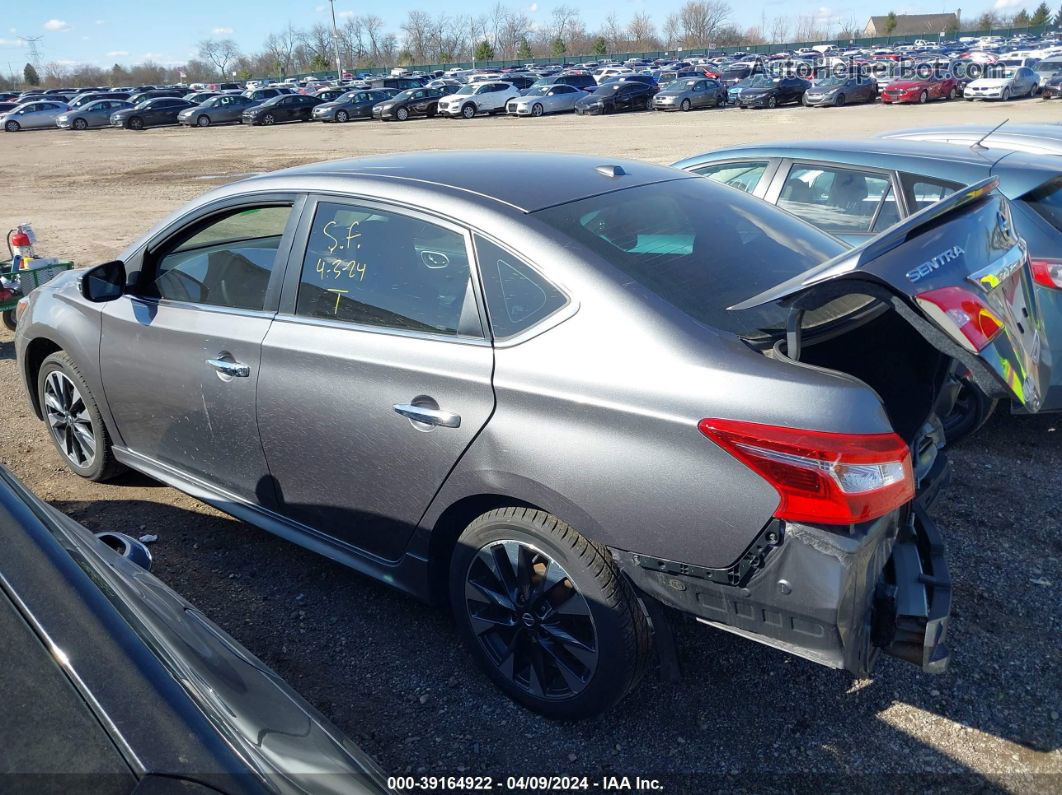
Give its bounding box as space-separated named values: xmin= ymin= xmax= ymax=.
xmin=698 ymin=419 xmax=914 ymax=525
xmin=915 ymin=286 xmax=1004 ymax=353
xmin=1030 ymin=259 xmax=1062 ymax=291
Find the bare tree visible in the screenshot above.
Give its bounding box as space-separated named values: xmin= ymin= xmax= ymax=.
xmin=768 ymin=16 xmax=790 ymax=44
xmin=628 ymin=12 xmax=658 ymax=50
xmin=197 ymin=38 xmax=241 ymax=78
xmin=675 ymin=1 xmax=731 ymax=47
xmin=662 ymin=13 xmax=681 ymax=48
xmin=602 ymin=13 xmax=625 ymax=51
xmin=263 ymin=23 xmax=297 ymax=76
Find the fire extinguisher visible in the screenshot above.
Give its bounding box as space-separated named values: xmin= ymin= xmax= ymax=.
xmin=7 ymin=223 xmax=37 ymax=269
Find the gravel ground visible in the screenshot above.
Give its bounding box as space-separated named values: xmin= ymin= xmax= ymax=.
xmin=1 ymin=97 xmax=1060 ymax=792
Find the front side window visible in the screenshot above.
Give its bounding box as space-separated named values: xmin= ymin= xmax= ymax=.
xmin=474 ymin=236 xmax=566 ymax=339
xmin=691 ymin=160 xmax=769 ymax=193
xmin=295 ymin=202 xmax=477 ymax=337
xmin=778 ymin=164 xmax=894 ymax=235
xmin=146 ymin=205 xmax=291 ymax=310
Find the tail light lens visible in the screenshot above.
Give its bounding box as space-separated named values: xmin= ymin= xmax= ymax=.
xmin=699 ymin=419 xmax=914 ymax=525
xmin=1030 ymin=259 xmax=1062 ymax=290
xmin=915 ymin=286 xmax=1004 ymax=353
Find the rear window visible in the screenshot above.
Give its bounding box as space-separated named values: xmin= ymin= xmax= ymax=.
xmin=1022 ymin=178 xmax=1062 ymax=232
xmin=534 ymin=179 xmax=861 ymax=339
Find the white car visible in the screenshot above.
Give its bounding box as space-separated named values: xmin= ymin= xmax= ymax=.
xmin=964 ymin=66 xmax=1039 ymax=101
xmin=437 ymin=82 xmax=519 ymax=118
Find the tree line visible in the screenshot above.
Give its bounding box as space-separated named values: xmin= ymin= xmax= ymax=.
xmin=5 ymin=1 xmax=1061 ymax=89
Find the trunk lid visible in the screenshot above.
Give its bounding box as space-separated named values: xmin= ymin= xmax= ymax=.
xmin=732 ymin=178 xmax=1050 ymax=413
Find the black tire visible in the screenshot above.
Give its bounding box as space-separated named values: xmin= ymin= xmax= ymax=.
xmin=680 ymin=98 xmax=691 ymax=112
xmin=531 ymin=103 xmax=543 ymax=117
xmin=72 ymin=118 xmax=88 ymax=130
xmin=37 ymin=351 xmax=125 ymax=481
xmin=127 ymin=116 xmax=144 ymax=130
xmin=450 ymin=507 xmax=651 ymax=719
xmin=2 ymin=309 xmax=16 ymax=331
xmin=948 ymin=86 xmax=958 ymax=100
xmin=5 ymin=120 xmax=20 ymax=132
xmin=803 ymin=95 xmax=812 ymax=106
xmin=262 ymin=113 xmax=275 ymax=125
xmin=767 ymin=95 xmax=777 ymax=109
xmin=919 ymin=90 xmax=928 ymax=104
xmin=835 ymin=93 xmax=845 ymax=107
xmin=943 ymin=381 xmax=998 ymax=446
xmin=1001 ymin=88 xmax=1010 ymax=102
xmin=395 ymin=106 xmax=409 ymax=121
xmin=197 ymin=114 xmax=211 ymax=127
xmin=461 ymin=103 xmax=476 ymax=119
xmin=336 ymin=109 xmax=349 ymax=122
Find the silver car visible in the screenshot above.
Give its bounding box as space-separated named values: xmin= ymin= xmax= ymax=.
xmin=56 ymin=99 xmax=133 ymax=130
xmin=506 ymin=83 xmax=583 ymax=116
xmin=2 ymin=100 xmax=68 ymax=132
xmin=16 ymin=152 xmax=1047 ymax=718
xmin=653 ymin=78 xmax=726 ymax=111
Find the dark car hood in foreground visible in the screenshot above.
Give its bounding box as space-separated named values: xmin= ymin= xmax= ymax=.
xmin=0 ymin=468 xmax=390 ymax=794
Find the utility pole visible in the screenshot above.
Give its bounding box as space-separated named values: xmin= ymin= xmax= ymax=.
xmin=328 ymin=0 xmax=343 ymax=80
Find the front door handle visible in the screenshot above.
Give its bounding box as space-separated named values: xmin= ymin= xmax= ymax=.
xmin=393 ymin=403 xmax=461 ymax=428
xmin=207 ymin=358 xmax=250 ymax=378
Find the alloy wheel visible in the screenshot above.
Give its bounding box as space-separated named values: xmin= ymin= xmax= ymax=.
xmin=464 ymin=540 xmax=598 ymax=699
xmin=4 ymin=120 xmax=18 ymax=132
xmin=263 ymin=113 xmax=275 ymax=125
xmin=396 ymin=106 xmax=408 ymax=121
xmin=44 ymin=371 xmax=96 ymax=468
xmin=129 ymin=117 xmax=143 ymax=129
xmin=197 ymin=115 xmax=210 ymax=127
xmin=73 ymin=118 xmax=87 ymax=130
xmin=337 ymin=110 xmax=348 ymax=122
xmin=919 ymin=91 xmax=928 ymax=104
xmin=532 ymin=103 xmax=543 ymax=117
xmin=681 ymin=98 xmax=691 ymax=111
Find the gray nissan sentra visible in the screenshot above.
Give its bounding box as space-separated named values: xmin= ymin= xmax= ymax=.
xmin=14 ymin=152 xmax=1049 ymax=718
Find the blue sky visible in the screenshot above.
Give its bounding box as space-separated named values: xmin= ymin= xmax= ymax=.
xmin=0 ymin=1 xmax=1016 ymax=67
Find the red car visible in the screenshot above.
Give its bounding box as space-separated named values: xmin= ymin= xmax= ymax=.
xmin=881 ymin=74 xmax=959 ymax=104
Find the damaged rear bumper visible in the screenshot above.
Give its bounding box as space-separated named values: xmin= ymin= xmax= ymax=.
xmin=615 ymin=458 xmax=951 ymax=677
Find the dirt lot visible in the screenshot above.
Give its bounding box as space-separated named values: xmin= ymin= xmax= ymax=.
xmin=1 ymin=99 xmax=1060 ymax=792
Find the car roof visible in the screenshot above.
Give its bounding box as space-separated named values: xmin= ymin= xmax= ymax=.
xmin=673 ymin=139 xmax=1058 ymax=198
xmin=245 ymin=151 xmax=692 ymax=213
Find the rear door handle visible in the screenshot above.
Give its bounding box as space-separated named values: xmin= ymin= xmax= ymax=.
xmin=207 ymin=358 xmax=250 ymax=378
xmin=393 ymin=403 xmax=461 ymax=428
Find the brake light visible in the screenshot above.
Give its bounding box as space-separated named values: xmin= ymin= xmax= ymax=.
xmin=698 ymin=419 xmax=914 ymax=525
xmin=915 ymin=286 xmax=1004 ymax=353
xmin=1030 ymin=259 xmax=1062 ymax=290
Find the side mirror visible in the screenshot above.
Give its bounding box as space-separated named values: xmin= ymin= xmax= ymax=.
xmin=95 ymin=532 xmax=153 ymax=570
xmin=79 ymin=260 xmax=126 ymax=302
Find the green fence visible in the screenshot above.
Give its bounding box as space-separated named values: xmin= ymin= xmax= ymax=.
xmin=277 ymin=23 xmax=1057 ymax=81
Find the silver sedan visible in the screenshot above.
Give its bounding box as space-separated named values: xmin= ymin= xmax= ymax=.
xmin=57 ymin=99 xmax=133 ymax=130
xmin=506 ymin=83 xmax=583 ymax=116
xmin=17 ymin=152 xmax=1038 ymax=719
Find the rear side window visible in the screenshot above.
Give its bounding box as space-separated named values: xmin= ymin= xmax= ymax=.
xmin=1022 ymin=178 xmax=1062 ymax=232
xmin=146 ymin=205 xmax=291 ymax=310
xmin=901 ymin=173 xmax=962 ymax=212
xmin=474 ymin=236 xmax=567 ymax=339
xmin=778 ymin=164 xmax=894 ymax=235
xmin=691 ymin=160 xmax=769 ymax=193
xmin=296 ymin=201 xmax=478 ymax=337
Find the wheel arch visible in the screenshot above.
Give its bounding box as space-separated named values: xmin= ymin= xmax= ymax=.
xmin=424 ymin=492 xmax=539 ymax=606
xmin=23 ymin=336 xmax=63 ymax=419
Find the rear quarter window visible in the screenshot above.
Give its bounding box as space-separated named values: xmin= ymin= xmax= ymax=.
xmin=1022 ymin=178 xmax=1062 ymax=232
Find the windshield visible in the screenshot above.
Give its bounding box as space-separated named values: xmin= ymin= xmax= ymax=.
xmin=524 ymin=86 xmax=550 ymax=96
xmin=741 ymin=75 xmax=772 ymax=88
xmin=453 ymin=85 xmax=476 ymax=95
xmin=534 ymin=179 xmax=858 ymax=339
xmin=338 ymin=91 xmax=359 ymax=102
xmin=816 ymin=77 xmax=847 ymax=88
xmin=134 ymin=100 xmax=154 ymax=109
xmin=591 ymin=84 xmax=622 ymax=95
xmin=1035 ymin=60 xmax=1062 ymax=73
xmin=530 ymin=79 xmax=554 ymax=88
xmin=393 ymin=90 xmax=416 ymax=101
